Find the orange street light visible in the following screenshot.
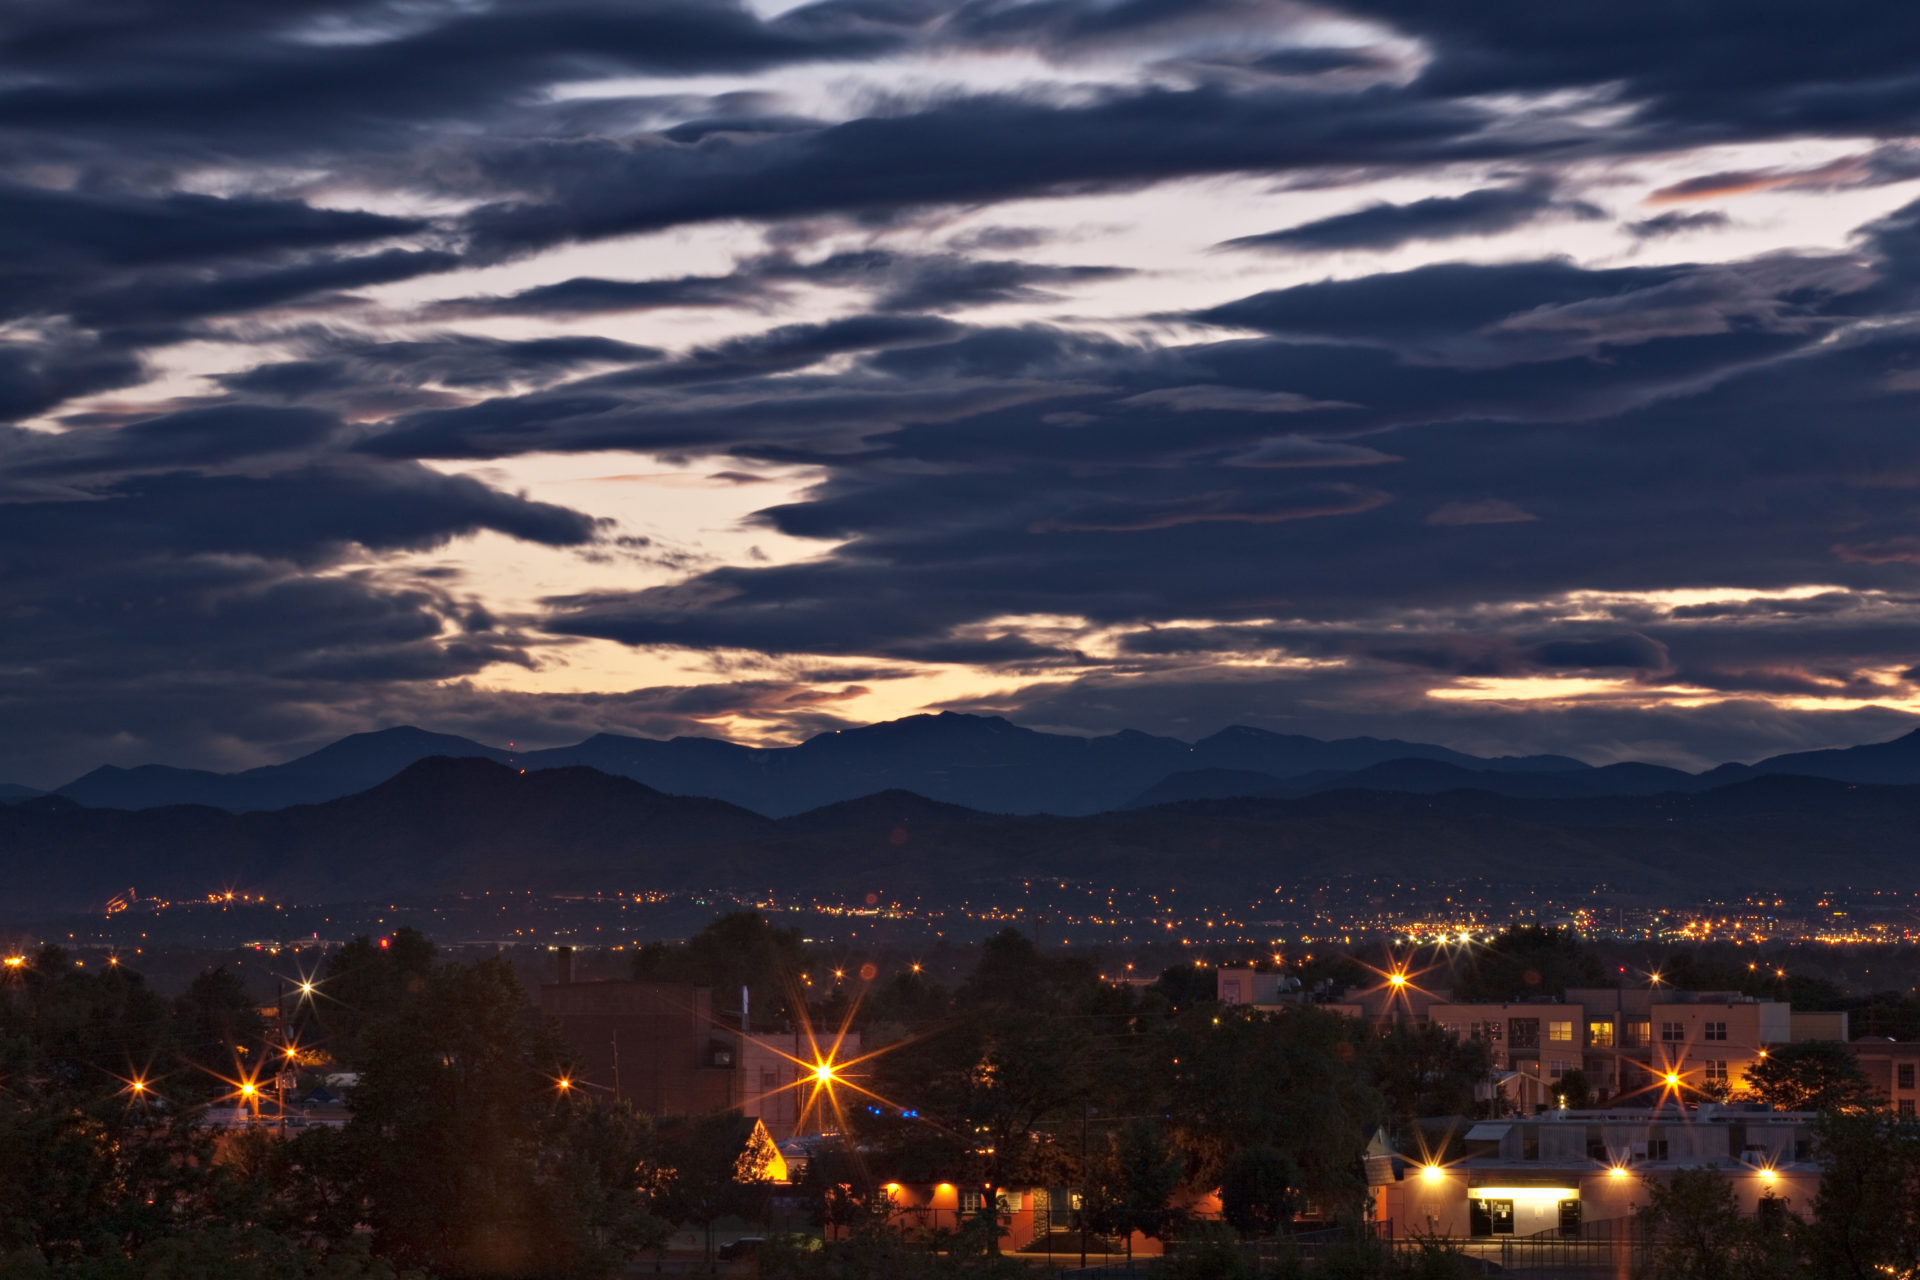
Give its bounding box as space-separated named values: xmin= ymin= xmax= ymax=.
xmin=1421 ymin=1164 xmax=1444 ymax=1184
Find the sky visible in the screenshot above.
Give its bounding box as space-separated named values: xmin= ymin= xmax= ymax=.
xmin=9 ymin=0 xmax=1920 ymax=785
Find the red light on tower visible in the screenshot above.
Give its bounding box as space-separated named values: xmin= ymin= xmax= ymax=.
xmin=378 ymin=938 xmax=390 ymax=949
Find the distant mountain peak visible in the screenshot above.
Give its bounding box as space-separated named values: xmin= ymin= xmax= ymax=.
xmin=41 ymin=712 xmax=1920 ymax=822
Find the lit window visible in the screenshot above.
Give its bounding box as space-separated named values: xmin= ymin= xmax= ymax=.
xmin=1549 ymin=1022 xmax=1573 ymax=1043
xmin=1588 ymin=1021 xmax=1614 ymax=1047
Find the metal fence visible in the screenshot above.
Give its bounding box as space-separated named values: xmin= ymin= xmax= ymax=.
xmin=1056 ymin=1223 xmax=1648 ymax=1279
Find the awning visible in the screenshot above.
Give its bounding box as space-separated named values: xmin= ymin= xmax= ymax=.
xmin=1464 ymin=1123 xmax=1512 ymax=1140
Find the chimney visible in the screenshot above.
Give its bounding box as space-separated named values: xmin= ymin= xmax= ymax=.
xmin=556 ymin=946 xmax=574 ymax=985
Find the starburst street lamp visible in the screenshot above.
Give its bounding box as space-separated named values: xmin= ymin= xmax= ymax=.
xmin=729 ymin=982 xmax=920 ymax=1137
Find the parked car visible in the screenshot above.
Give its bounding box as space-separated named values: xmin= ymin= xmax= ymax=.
xmin=715 ymin=1237 xmax=763 ymax=1260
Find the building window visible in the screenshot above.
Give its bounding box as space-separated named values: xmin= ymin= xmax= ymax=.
xmin=1899 ymin=1064 xmax=1915 ymax=1091
xmin=1704 ymin=1021 xmax=1727 ymax=1042
xmin=1626 ymin=1020 xmax=1651 ymax=1048
xmin=1661 ymin=1022 xmax=1685 ymax=1043
xmin=1588 ymin=1021 xmax=1614 ymax=1048
xmin=760 ymin=1069 xmax=779 ymax=1091
xmin=1704 ymin=1061 xmax=1728 ymax=1085
xmin=1900 ymin=1100 xmax=1916 ymax=1118
xmin=962 ymin=1191 xmax=1019 ymax=1213
xmin=1549 ymin=1021 xmax=1574 ymax=1043
xmin=1549 ymin=1059 xmax=1571 ymax=1080
xmin=1510 ymin=1019 xmax=1540 ymax=1051
xmin=1646 ymin=1140 xmax=1669 ymax=1161
xmin=1223 ymin=979 xmax=1241 ymax=1003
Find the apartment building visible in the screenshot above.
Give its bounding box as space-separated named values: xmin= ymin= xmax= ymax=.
xmin=1571 ymin=988 xmax=1790 ymax=1102
xmin=1426 ymin=1000 xmax=1591 ymax=1111
xmin=1217 ymin=968 xmax=1920 ymax=1115
xmin=1850 ymin=1039 xmax=1920 ymax=1118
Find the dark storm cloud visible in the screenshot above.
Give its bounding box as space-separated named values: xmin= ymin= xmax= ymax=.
xmin=430 ymin=250 xmax=1129 ymax=319
xmin=0 ymin=365 xmax=608 ymax=784
xmin=521 ymin=225 xmax=1920 ymax=724
xmin=1334 ymin=0 xmax=1920 ymax=141
xmin=0 ymin=330 xmax=147 ymax=421
xmin=1220 ymin=181 xmax=1600 ymax=254
xmin=1628 ymin=210 xmax=1731 ymax=239
xmin=0 ymin=184 xmax=422 ymax=271
xmin=432 ymin=274 xmax=771 ymax=318
xmin=458 ymin=84 xmax=1509 ymax=255
xmin=13 ymin=0 xmax=1920 ymax=780
xmin=0 ymin=1 xmax=908 ymax=156
xmin=63 ymin=248 xmax=464 ymax=328
xmin=4 ymin=461 xmax=596 ymax=561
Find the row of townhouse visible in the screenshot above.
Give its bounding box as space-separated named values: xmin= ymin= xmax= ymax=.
xmin=1217 ymin=969 xmax=1920 ymax=1113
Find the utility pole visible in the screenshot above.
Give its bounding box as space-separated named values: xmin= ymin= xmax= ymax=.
xmin=1080 ymin=1101 xmax=1090 ymax=1269
xmin=276 ymin=977 xmax=287 ymax=1138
